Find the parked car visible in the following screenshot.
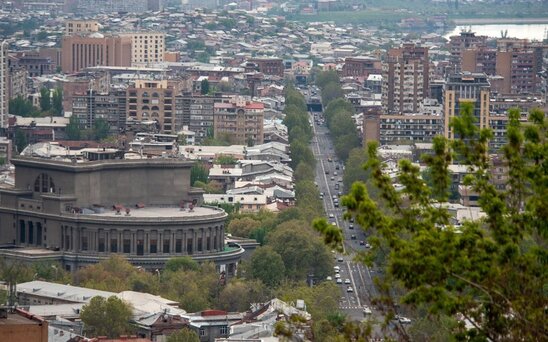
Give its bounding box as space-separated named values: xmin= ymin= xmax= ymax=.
xmin=338 ymin=257 xmax=344 ymax=262
xmin=346 ymin=287 xmax=354 ymax=293
xmin=349 ymin=224 xmax=354 ymax=229
xmin=326 ymin=276 xmax=332 ymax=281
xmin=336 ymin=278 xmax=342 ymax=284
xmin=363 ymin=306 xmax=372 ymax=315
xmin=351 ymin=235 xmax=356 ymax=240
xmin=344 ymin=278 xmax=351 ymax=284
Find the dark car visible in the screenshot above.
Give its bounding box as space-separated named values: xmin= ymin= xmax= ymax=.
xmin=351 ymin=235 xmax=356 ymax=240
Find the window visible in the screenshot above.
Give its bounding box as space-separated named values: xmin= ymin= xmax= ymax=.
xmin=137 ymin=239 xmax=144 ymax=255
xmin=220 ymin=326 xmax=228 ymax=335
xmin=163 ymin=239 xmax=170 ymax=253
xmin=98 ymin=238 xmax=105 ymax=252
xmin=206 ymin=237 xmax=211 ymax=251
xmin=34 ymin=173 xmax=55 ymax=193
xmin=187 ymin=238 xmax=193 ymax=255
xmin=19 ymin=220 xmax=25 ymax=243
xmin=110 ymin=238 xmax=117 ymax=253
xmin=150 ymin=239 xmax=157 ymax=253
xmin=197 ymin=237 xmax=203 ymax=252
xmin=123 ymin=239 xmax=131 ymax=253
xmin=81 ymin=236 xmax=88 ymax=251
xmin=199 ymin=328 xmax=205 ymax=337
xmin=175 ymin=239 xmax=182 ymax=253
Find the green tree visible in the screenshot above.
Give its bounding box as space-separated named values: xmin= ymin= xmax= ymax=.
xmin=93 ymin=118 xmax=110 ymax=141
xmin=165 ymin=256 xmax=199 ymax=273
xmin=336 ymin=104 xmax=547 ymax=341
xmin=294 ymin=161 xmax=315 ymax=183
xmin=201 ymin=79 xmax=210 ymax=95
xmin=9 ymin=96 xmax=39 ymax=117
xmin=80 ymin=296 xmax=133 ymax=338
xmin=329 ymin=111 xmax=355 ymax=137
xmin=227 ymin=217 xmax=260 ymax=238
xmin=315 ymin=70 xmax=340 ymax=90
xmin=215 ymin=155 xmax=237 ymax=165
xmin=167 ymin=328 xmax=200 ymax=342
xmin=190 ymin=163 xmax=209 ymax=186
xmin=66 ymin=115 xmax=81 ymax=140
xmin=266 ymin=220 xmax=332 ymax=281
xmin=334 ymin=133 xmax=360 ymax=162
xmin=289 ymin=139 xmax=315 ymax=170
xmin=52 ymin=88 xmax=63 ymax=116
xmin=39 ymin=87 xmax=51 ymax=112
xmin=14 ymin=129 xmax=27 ymax=153
xmin=321 ymin=82 xmax=344 ymax=107
xmin=248 ymin=246 xmax=286 ymax=287
xmin=218 ymin=279 xmax=268 ymax=312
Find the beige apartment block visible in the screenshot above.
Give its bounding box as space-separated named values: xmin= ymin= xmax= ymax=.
xmin=214 ymin=97 xmax=264 ymax=145
xmin=61 ymin=34 xmax=132 ymax=73
xmin=65 ymin=20 xmax=99 ymax=35
xmin=121 ymin=32 xmax=165 ymax=66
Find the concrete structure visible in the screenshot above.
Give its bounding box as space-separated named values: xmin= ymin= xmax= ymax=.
xmin=122 ymin=32 xmax=165 ymax=66
xmin=0 ymin=156 xmax=243 ymax=273
xmin=448 ymin=31 xmax=488 ymax=73
xmin=8 ymin=52 xmax=53 ymax=78
xmin=61 ymin=34 xmax=132 ymax=73
xmin=0 ymin=41 xmax=8 ymax=129
xmin=0 ymin=308 xmax=48 ymax=342
xmin=342 ymin=56 xmax=381 ymax=78
xmin=75 ymin=0 xmax=148 ymax=13
xmin=444 ymin=72 xmax=490 ymax=139
xmin=213 ymin=98 xmax=264 ymax=145
xmin=127 ymin=79 xmax=182 ymax=134
xmin=248 ymin=57 xmax=284 ymax=77
xmin=175 ymin=93 xmax=227 ymax=142
xmin=8 ymin=67 xmax=28 ymax=100
xmin=65 ymin=20 xmax=99 ymax=35
xmin=72 ymin=89 xmax=127 ymax=132
xmin=382 ymin=44 xmax=430 ymax=114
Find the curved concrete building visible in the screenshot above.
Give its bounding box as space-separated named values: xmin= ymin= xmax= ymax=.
xmin=0 ymin=156 xmax=243 ymax=274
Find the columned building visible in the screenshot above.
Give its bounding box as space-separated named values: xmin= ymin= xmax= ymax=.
xmin=0 ymin=41 xmax=8 ymax=129
xmin=0 ymin=156 xmax=243 ymax=273
xmin=444 ymin=72 xmax=490 ymax=139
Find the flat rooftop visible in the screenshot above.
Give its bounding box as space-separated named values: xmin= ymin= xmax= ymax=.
xmin=85 ymin=206 xmax=225 ymax=219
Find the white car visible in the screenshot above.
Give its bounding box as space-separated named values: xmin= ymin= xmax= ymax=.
xmin=346 ymin=287 xmax=354 ymax=293
xmin=337 ymin=257 xmax=344 ymax=262
xmin=396 ymin=315 xmax=412 ymax=324
xmin=329 ymin=213 xmax=335 ymax=219
xmin=326 ymin=276 xmax=333 ymax=281
xmin=333 ymin=265 xmax=340 ymax=271
xmin=336 ymin=278 xmax=342 ymax=284
xmin=363 ymin=306 xmax=372 ymax=315
xmin=365 ymin=243 xmax=371 ymax=249
xmin=335 ymin=273 xmax=341 ymax=279
xmin=344 ymin=278 xmax=351 ymax=284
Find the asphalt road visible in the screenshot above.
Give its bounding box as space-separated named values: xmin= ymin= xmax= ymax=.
xmin=310 ymin=111 xmax=379 ymax=321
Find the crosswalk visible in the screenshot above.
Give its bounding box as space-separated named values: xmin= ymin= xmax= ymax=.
xmin=339 ymin=305 xmax=362 ymax=310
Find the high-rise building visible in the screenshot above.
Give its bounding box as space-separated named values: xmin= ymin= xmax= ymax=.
xmin=61 ymin=34 xmax=132 ymax=73
xmin=121 ymin=32 xmax=165 ymax=66
xmin=175 ymin=93 xmax=227 ymax=142
xmin=72 ymin=89 xmax=127 ymax=133
xmin=214 ymin=97 xmax=264 ymax=145
xmin=0 ymin=41 xmax=8 ymax=129
xmin=65 ymin=20 xmax=99 ymax=35
xmin=444 ymin=72 xmax=491 ymax=139
xmin=382 ymin=43 xmax=430 ymax=114
xmin=127 ymin=79 xmax=182 ymax=134
xmin=448 ymin=31 xmax=488 ymax=73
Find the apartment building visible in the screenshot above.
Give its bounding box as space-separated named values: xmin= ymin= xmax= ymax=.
xmin=71 ymin=89 xmax=127 ymax=133
xmin=127 ymin=79 xmax=182 ymax=134
xmin=75 ymin=0 xmax=148 ymax=13
xmin=248 ymin=57 xmax=284 ymax=77
xmin=175 ymin=93 xmax=227 ymax=142
xmin=444 ymin=72 xmax=490 ymax=139
xmin=342 ymin=56 xmax=381 ymax=78
xmin=65 ymin=20 xmax=99 ymax=35
xmin=61 ymin=34 xmax=132 ymax=73
xmin=382 ymin=44 xmax=430 ymax=114
xmin=121 ymin=32 xmax=165 ymax=66
xmin=0 ymin=41 xmax=8 ymax=129
xmin=448 ymin=31 xmax=488 ymax=73
xmin=214 ymin=97 xmax=264 ymax=145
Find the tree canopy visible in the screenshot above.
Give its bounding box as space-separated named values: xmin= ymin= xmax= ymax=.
xmin=80 ymin=296 xmax=133 ymax=338
xmin=334 ymin=103 xmax=547 ymax=341
xmin=167 ymin=328 xmax=200 ymax=342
